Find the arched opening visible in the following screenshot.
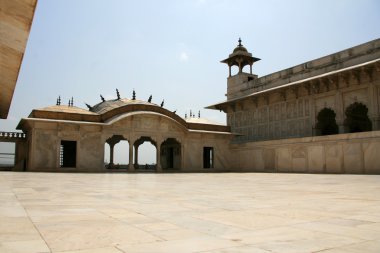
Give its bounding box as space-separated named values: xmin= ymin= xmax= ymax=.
xmin=161 ymin=138 xmax=181 ymax=170
xmin=344 ymin=102 xmax=372 ymax=133
xmin=241 ymin=64 xmax=253 ymax=74
xmin=230 ymin=65 xmax=239 ymax=76
xmin=316 ymin=108 xmax=339 ymax=136
xmin=104 ymin=135 xmax=130 ymax=169
xmin=0 ymin=142 xmax=15 ymax=169
xmin=113 ymin=140 xmax=130 ymax=168
xmin=137 ymin=142 xmax=156 ymax=170
xmin=134 ymin=137 xmax=157 ymax=171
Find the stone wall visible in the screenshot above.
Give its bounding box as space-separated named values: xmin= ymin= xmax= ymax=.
xmin=24 ymin=122 xmax=105 ymax=172
xmin=183 ymin=133 xmax=232 ymax=171
xmin=19 ymin=113 xmax=233 ymax=172
xmin=230 ymin=130 xmax=380 ymax=174
xmin=228 ymin=38 xmax=380 ymax=99
xmin=227 ymin=64 xmax=380 ymax=142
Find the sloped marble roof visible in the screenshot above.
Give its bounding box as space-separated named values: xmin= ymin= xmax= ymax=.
xmin=35 ymin=105 xmax=98 ymax=115
xmin=185 ymin=117 xmax=224 ymax=125
xmin=90 ymin=98 xmax=159 ymax=114
xmin=21 ymin=97 xmax=231 ymax=133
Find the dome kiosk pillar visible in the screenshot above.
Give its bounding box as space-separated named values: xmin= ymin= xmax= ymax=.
xmin=221 ymin=38 xmax=260 ymax=100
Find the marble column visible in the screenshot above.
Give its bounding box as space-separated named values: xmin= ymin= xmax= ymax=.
xmin=128 ymin=141 xmax=134 ymax=172
xmin=156 ymin=141 xmax=162 ymax=172
xmin=134 ymin=144 xmax=139 ymax=168
xmin=106 ymin=136 xmax=121 ymax=169
xmin=109 ymin=144 xmax=114 ymax=166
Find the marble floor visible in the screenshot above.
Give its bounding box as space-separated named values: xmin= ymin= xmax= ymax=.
xmin=0 ymin=172 xmax=379 ymax=253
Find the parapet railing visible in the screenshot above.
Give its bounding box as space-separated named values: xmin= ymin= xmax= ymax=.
xmin=0 ymin=132 xmax=26 ymax=142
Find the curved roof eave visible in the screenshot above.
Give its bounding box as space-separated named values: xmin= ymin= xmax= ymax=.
xmin=100 ymin=103 xmax=187 ymax=126
xmin=104 ymin=111 xmax=189 ymax=132
xmin=20 ymin=100 xmax=231 ymax=133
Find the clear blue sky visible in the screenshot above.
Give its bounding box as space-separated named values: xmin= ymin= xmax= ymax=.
xmin=1 ymin=0 xmax=380 ymax=164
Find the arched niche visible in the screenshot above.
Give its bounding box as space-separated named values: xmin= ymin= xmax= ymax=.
xmin=344 ymin=102 xmax=372 ymax=133
xmin=316 ymin=108 xmax=339 ymax=136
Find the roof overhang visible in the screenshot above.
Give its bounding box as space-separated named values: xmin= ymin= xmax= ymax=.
xmin=207 ymin=58 xmax=380 ymax=110
xmin=0 ymin=0 xmax=38 ymax=118
xmin=18 ymin=104 xmax=231 ymax=134
xmin=221 ymin=55 xmax=261 ymax=66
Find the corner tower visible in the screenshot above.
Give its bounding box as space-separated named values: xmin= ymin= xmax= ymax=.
xmin=221 ymin=38 xmax=260 ymax=100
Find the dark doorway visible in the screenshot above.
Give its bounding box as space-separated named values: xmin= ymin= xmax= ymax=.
xmin=167 ymin=147 xmax=174 ymax=168
xmin=316 ymin=108 xmax=339 ymax=135
xmin=161 ymin=138 xmax=181 ymax=170
xmin=203 ymin=147 xmax=214 ymax=169
xmin=344 ymin=102 xmax=372 ymax=133
xmin=60 ymin=140 xmax=77 ymax=168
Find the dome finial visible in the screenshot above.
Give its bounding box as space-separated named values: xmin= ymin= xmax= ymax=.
xmin=238 ymin=37 xmax=242 ymax=47
xmin=132 ymin=89 xmax=136 ymax=100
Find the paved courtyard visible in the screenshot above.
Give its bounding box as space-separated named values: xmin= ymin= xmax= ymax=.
xmin=0 ymin=172 xmax=379 ymax=253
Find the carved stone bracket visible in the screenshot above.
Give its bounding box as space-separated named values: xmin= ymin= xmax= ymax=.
xmin=321 ymin=78 xmax=330 ymax=92
xmin=251 ymin=97 xmax=258 ymax=108
xmin=340 ymin=72 xmax=350 ymax=87
xmin=328 ymin=76 xmax=338 ymax=90
xmin=363 ymin=66 xmax=374 ymax=82
xmin=278 ymin=90 xmax=286 ymax=101
xmin=352 ymin=69 xmax=361 ymax=84
xmin=311 ymin=80 xmax=320 ymax=94
xmin=303 ymin=82 xmax=311 ymax=96
xmin=289 ymin=87 xmax=298 ymax=99
xmin=262 ymin=95 xmax=269 ymax=105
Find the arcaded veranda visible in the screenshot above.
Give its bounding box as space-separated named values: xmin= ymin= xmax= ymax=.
xmin=1 ymin=172 xmax=380 ymax=253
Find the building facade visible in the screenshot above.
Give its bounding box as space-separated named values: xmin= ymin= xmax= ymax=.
xmin=208 ymin=38 xmax=380 ymax=173
xmin=209 ymin=38 xmax=380 ymax=141
xmin=12 ymin=38 xmax=380 ymax=173
xmin=15 ymin=99 xmax=233 ymax=172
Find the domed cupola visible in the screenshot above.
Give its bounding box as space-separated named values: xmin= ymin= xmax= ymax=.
xmin=221 ymin=38 xmax=260 ymax=77
xmin=233 ymin=40 xmax=248 ymax=53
